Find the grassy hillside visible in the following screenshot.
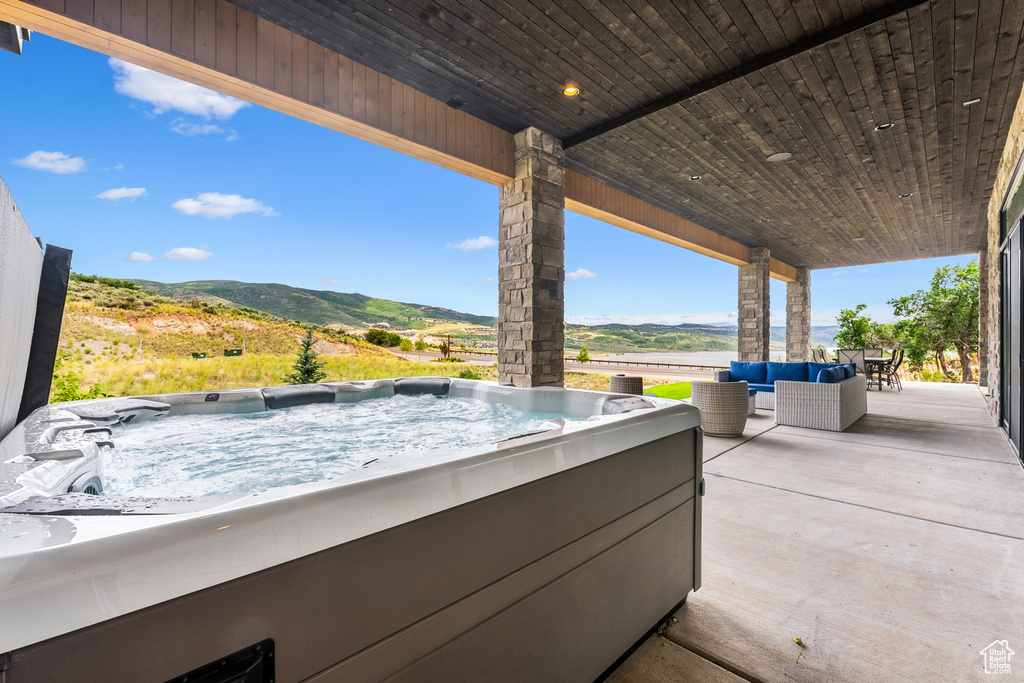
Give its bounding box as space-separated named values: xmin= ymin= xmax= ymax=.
xmin=565 ymin=323 xmax=738 ymax=353
xmin=133 ymin=279 xmax=497 ymax=329
xmin=58 ymin=275 xmax=501 ymax=398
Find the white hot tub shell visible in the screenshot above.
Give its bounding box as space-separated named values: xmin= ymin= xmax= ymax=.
xmin=0 ymin=377 xmax=703 ymax=682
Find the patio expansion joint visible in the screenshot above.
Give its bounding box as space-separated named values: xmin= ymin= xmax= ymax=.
xmin=770 ymin=428 xmax=1022 ymax=466
xmin=656 ymin=632 xmax=769 ymax=683
xmin=704 ymin=472 xmax=1024 ymax=542
xmin=703 ymin=425 xmax=779 ymax=463
xmin=864 ymin=410 xmax=998 ymax=430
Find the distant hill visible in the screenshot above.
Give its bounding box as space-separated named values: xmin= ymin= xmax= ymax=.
xmin=133 ymin=280 xmax=498 ymax=329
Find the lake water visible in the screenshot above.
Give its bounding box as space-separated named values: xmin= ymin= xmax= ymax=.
xmin=595 ymin=351 xmax=790 ymax=365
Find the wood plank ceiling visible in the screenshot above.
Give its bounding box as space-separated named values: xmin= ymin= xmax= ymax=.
xmin=226 ymin=0 xmax=1024 ymax=269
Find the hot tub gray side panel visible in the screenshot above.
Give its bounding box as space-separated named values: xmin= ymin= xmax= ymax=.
xmin=6 ymin=429 xmax=700 ymax=683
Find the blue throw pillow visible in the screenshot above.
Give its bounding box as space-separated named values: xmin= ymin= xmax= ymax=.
xmin=842 ymin=363 xmax=857 ymax=379
xmin=807 ymin=362 xmax=834 ymax=383
xmin=767 ymin=362 xmax=808 ymax=383
xmin=730 ymin=361 xmax=767 ymax=384
xmin=817 ymin=367 xmax=845 ymax=383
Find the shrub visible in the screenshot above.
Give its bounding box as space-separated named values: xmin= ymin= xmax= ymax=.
xmin=364 ymin=328 xmax=402 ymax=347
xmin=458 ymin=368 xmax=482 ymax=380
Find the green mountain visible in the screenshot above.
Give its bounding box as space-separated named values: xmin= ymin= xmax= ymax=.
xmin=132 ymin=280 xmax=497 ymax=329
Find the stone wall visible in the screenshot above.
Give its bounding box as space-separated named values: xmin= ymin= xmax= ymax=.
xmin=737 ymin=247 xmax=770 ymax=361
xmin=0 ymin=176 xmax=44 ymax=441
xmin=786 ymin=267 xmax=811 ymax=362
xmin=984 ymin=84 xmax=1024 ymax=420
xmin=498 ymin=128 xmax=565 ymax=387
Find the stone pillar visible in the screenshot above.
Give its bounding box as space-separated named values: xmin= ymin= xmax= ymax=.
xmin=498 ymin=127 xmax=565 ymax=387
xmin=978 ymin=250 xmax=989 ymax=387
xmin=737 ymin=247 xmax=770 ymax=362
xmin=786 ymin=267 xmax=811 ymax=362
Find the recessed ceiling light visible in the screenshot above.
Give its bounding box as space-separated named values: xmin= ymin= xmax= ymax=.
xmin=963 ymin=98 xmax=981 ymax=106
xmin=899 ymin=192 xmax=913 ymax=198
xmin=562 ymin=85 xmax=580 ymax=97
xmin=760 ymin=218 xmax=770 ymax=223
xmin=767 ymin=152 xmax=792 ymax=162
xmin=689 ymin=175 xmax=702 ymax=181
xmin=852 ymin=237 xmax=866 ymax=241
xmin=874 ymin=123 xmax=894 ymax=131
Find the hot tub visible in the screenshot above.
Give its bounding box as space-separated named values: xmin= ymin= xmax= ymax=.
xmin=0 ymin=377 xmax=702 ymax=682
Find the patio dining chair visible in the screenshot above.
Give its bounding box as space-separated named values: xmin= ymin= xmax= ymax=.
xmin=813 ymin=348 xmax=828 ymax=363
xmin=836 ymin=349 xmax=866 ymax=374
xmin=881 ymin=349 xmax=904 ymax=391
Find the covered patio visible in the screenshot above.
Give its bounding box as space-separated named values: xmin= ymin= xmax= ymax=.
xmin=611 ymin=381 xmax=1024 ymax=681
xmin=1 ymin=0 xmax=1022 ymax=679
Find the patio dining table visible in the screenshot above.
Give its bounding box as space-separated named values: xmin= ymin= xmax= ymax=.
xmin=864 ymin=356 xmax=887 ymax=391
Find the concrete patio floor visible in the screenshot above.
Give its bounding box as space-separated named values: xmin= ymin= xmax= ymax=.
xmin=608 ymin=382 xmax=1024 ymax=682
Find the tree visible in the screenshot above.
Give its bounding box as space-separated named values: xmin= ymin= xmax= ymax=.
xmin=834 ymin=304 xmax=874 ymax=349
xmin=364 ymin=328 xmax=401 ymax=347
xmin=283 ymin=329 xmax=328 ymax=384
xmin=889 ymin=260 xmax=979 ymax=382
xmin=414 ymin=336 xmax=428 ymax=351
xmin=575 ymin=344 xmax=590 ymax=363
xmin=399 ymin=338 xmax=413 ymax=352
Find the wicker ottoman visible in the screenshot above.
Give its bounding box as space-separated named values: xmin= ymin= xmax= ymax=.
xmin=692 ymin=380 xmax=749 ymax=437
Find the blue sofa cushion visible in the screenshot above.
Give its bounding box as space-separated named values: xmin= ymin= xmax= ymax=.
xmin=730 ymin=361 xmax=767 ymax=384
xmin=816 ymin=367 xmax=846 ymax=384
xmin=807 ymin=362 xmax=835 ymax=383
xmin=748 ymin=383 xmax=775 ymax=393
xmin=767 ymin=362 xmax=807 ymax=383
xmin=842 ymin=363 xmax=857 ymax=379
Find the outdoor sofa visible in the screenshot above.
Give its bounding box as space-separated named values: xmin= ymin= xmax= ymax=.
xmin=714 ymin=361 xmax=867 ymax=431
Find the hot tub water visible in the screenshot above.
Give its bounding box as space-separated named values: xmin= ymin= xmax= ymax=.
xmin=104 ymin=393 xmax=583 ymax=498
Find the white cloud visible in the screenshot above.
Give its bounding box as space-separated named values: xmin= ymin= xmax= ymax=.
xmin=447 ymin=236 xmax=497 ymax=251
xmin=97 ymin=187 xmax=146 ymax=201
xmin=172 ymin=192 xmax=277 ymax=219
xmin=566 ymin=268 xmax=597 ymax=281
xmin=14 ymin=150 xmax=87 ymax=174
xmin=127 ymin=251 xmax=155 ymax=262
xmin=165 ymin=247 xmax=213 ymax=260
xmin=171 ymin=119 xmax=224 ymax=136
xmin=321 ymin=278 xmax=345 ymax=285
xmin=726 ymin=311 xmax=737 ymax=318
xmin=110 ymin=58 xmax=249 ymax=119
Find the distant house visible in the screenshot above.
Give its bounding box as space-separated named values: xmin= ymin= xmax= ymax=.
xmin=369 ymin=322 xmax=392 ymax=330
xmin=980 ymin=640 xmax=1015 ymax=674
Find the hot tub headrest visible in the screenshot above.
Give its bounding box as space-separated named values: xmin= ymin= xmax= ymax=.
xmin=393 ymin=377 xmax=451 ymax=396
xmin=602 ymin=396 xmax=655 ymax=415
xmin=67 ymin=398 xmax=171 ymax=425
xmin=262 ymin=385 xmax=336 ymax=409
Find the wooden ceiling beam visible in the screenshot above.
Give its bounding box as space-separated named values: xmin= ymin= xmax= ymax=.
xmin=562 ymin=0 xmax=929 ymax=150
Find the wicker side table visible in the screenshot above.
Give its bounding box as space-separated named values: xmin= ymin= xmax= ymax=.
xmin=692 ymin=380 xmax=749 ymax=437
xmin=609 ymin=374 xmax=643 ymax=395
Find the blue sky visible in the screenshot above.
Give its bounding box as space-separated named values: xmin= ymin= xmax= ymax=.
xmin=0 ymin=35 xmax=976 ymax=326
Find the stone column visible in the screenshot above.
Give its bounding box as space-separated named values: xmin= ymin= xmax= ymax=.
xmin=737 ymin=247 xmax=770 ymax=362
xmin=978 ymin=250 xmax=989 ymax=387
xmin=498 ymin=127 xmax=565 ymax=387
xmin=786 ymin=267 xmax=811 ymax=362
